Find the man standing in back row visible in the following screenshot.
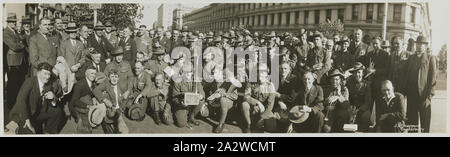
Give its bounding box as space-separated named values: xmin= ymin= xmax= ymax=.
xmin=405 ymin=35 xmax=437 ymax=133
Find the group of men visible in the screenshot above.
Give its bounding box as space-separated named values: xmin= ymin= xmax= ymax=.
xmin=3 ymin=12 xmax=437 ymax=134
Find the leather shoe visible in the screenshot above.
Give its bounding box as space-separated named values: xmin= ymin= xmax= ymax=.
xmin=214 ymin=124 xmax=225 ymax=133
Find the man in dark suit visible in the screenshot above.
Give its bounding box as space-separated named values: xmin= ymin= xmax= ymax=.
xmin=7 ymin=62 xmax=64 ymax=134
xmin=29 ymin=17 xmax=59 ymax=76
xmin=3 ymin=13 xmax=26 ymax=110
xmin=76 ymin=50 xmax=106 ymax=81
xmin=373 ymin=80 xmax=407 ymax=132
xmin=366 ymin=37 xmax=390 ymax=100
xmin=69 ymin=66 xmax=97 ymax=133
xmin=118 ymin=26 xmax=137 ymax=65
xmin=349 ymin=28 xmax=369 ymax=65
xmin=88 ymin=23 xmax=114 ymax=63
xmin=291 ymin=71 xmax=325 ymax=133
xmin=405 ymin=36 xmax=437 ymax=133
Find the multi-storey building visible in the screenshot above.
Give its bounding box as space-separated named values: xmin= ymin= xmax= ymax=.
xmin=183 ymin=3 xmax=431 ymax=44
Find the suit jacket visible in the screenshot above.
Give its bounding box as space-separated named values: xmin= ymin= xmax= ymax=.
xmin=3 ymin=27 xmax=25 ymax=66
xmin=105 ymin=33 xmax=119 ymax=48
xmin=69 ymin=78 xmax=93 ymax=114
xmin=118 ymin=36 xmax=137 ymax=64
xmin=349 ymin=41 xmax=369 ymax=65
xmin=93 ymin=81 xmax=124 ymax=108
xmin=374 ymin=93 xmax=407 ymax=129
xmin=135 ymin=36 xmax=153 ymax=55
xmin=405 ymin=52 xmax=437 ymax=101
xmin=75 ymin=61 xmax=107 ymax=81
xmin=278 ymin=72 xmax=299 ymax=105
xmin=365 ymin=48 xmax=390 ymax=80
xmin=294 ymin=84 xmax=324 ymax=115
xmin=87 ymin=34 xmax=114 ymax=61
xmin=29 ymin=32 xmax=59 ymax=69
xmin=58 ymin=39 xmax=86 ymax=67
xmin=9 ymin=76 xmax=61 ymax=123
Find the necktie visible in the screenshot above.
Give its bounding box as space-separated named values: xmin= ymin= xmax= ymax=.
xmin=72 ymin=40 xmax=76 ymax=46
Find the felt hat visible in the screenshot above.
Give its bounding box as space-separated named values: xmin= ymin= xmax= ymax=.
xmin=7 ymin=13 xmax=17 ymax=22
xmin=288 ymin=105 xmax=310 ymax=124
xmin=88 ymin=103 xmax=107 ymax=127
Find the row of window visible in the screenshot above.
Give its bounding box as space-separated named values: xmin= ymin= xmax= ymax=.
xmin=188 ymin=3 xmax=417 ymax=31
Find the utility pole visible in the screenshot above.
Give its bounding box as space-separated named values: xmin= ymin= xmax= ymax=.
xmin=382 ymin=1 xmax=388 ymax=40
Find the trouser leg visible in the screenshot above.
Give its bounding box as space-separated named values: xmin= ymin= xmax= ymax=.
xmin=76 ymin=112 xmax=92 ymax=134
xmin=419 ymin=103 xmax=431 ymax=133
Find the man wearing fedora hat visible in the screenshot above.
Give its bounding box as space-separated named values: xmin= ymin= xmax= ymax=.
xmin=92 ymin=69 xmax=129 ymax=133
xmin=4 ymin=12 xmax=27 ymax=110
xmin=88 ymin=22 xmax=115 ymax=62
xmin=58 ymin=22 xmax=86 ymax=74
xmin=290 ymin=71 xmax=324 ymax=133
xmin=104 ymin=21 xmax=119 ymax=48
xmin=323 ymin=69 xmax=350 ymax=133
xmin=104 ymin=47 xmax=134 ymax=100
xmin=405 ymin=35 xmax=437 ymax=133
xmin=29 ymin=17 xmax=59 ymax=75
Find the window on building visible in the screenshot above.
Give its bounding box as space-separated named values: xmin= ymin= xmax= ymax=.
xmin=410 ymin=6 xmax=416 ymax=23
xmin=338 ymin=9 xmax=345 ymax=23
xmin=252 ymin=16 xmax=256 ymax=26
xmin=326 ymin=9 xmax=332 ymax=22
xmin=278 ymin=13 xmax=282 ymax=25
xmin=378 ymin=3 xmax=384 ymax=23
xmin=366 ymin=3 xmax=374 ymax=23
xmin=295 ymin=11 xmax=299 ymax=24
xmin=271 ymin=14 xmax=275 ymax=25
xmin=258 ymin=15 xmax=261 ymax=26
xmin=264 ymin=14 xmax=268 ymax=26
xmin=394 ymin=4 xmax=402 ymax=23
xmin=314 ymin=10 xmax=320 ymax=24
xmin=352 ymin=4 xmax=359 ymax=21
xmin=286 ymin=12 xmax=291 ymax=24
xmin=304 ymin=11 xmax=309 ymax=24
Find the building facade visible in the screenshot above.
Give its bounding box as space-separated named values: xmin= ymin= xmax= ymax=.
xmin=182 ymin=3 xmax=431 ymax=45
xmin=172 ymin=5 xmax=196 ymax=30
xmin=157 ymin=4 xmax=178 ymax=31
xmin=3 ymin=3 xmax=72 ymax=29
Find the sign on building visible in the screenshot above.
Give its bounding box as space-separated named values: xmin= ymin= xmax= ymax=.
xmin=89 ymin=4 xmax=102 ymax=10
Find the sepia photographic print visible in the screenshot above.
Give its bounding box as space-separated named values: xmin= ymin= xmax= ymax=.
xmin=1 ymin=0 xmax=448 ymax=136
